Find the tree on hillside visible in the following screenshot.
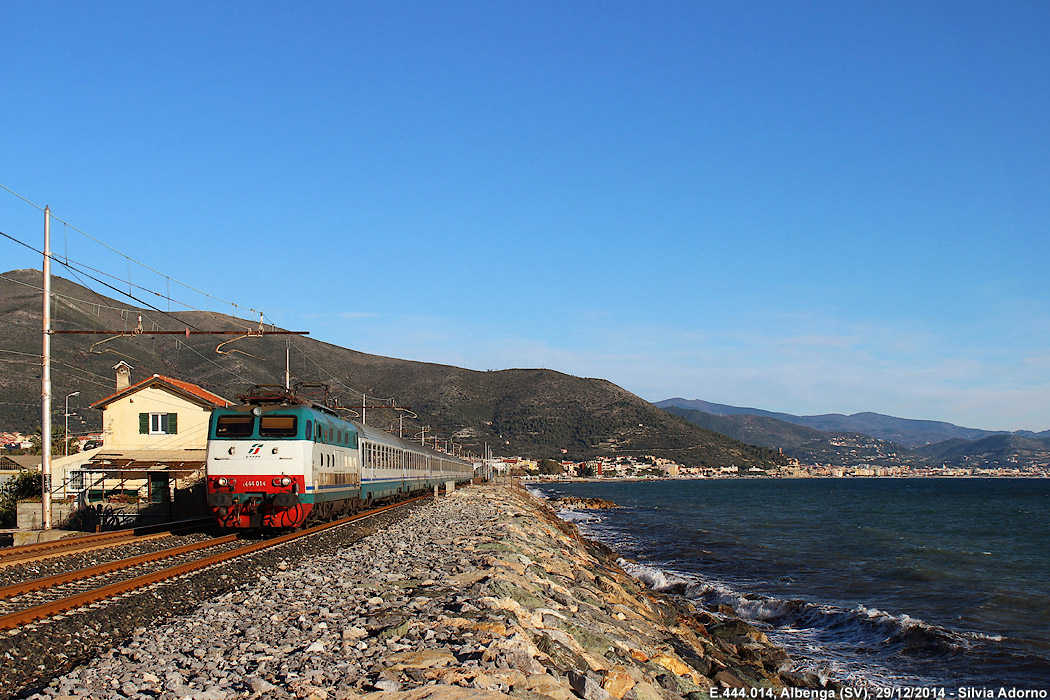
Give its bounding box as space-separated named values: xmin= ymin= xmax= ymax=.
xmin=537 ymin=459 xmax=564 ymax=475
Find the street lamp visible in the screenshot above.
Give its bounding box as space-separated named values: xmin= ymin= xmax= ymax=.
xmin=64 ymin=391 xmax=79 ymax=457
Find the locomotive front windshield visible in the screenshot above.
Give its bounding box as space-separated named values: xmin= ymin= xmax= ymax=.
xmin=215 ymin=415 xmax=254 ymax=438
xmin=213 ymin=412 xmax=305 ymax=439
xmin=259 ymin=415 xmax=297 ymax=437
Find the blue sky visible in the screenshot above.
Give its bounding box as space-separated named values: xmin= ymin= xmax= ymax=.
xmin=2 ymin=2 xmax=1048 ymax=431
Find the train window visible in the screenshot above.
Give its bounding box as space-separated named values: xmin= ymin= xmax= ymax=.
xmin=215 ymin=415 xmax=254 ymax=438
xmin=305 ymin=420 xmax=312 ymax=441
xmin=260 ymin=415 xmax=298 ymax=438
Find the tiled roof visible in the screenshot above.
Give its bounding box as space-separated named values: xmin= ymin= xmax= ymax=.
xmin=153 ymin=375 xmax=233 ymax=407
xmin=91 ymin=374 xmax=233 ymax=410
xmin=0 ymin=455 xmax=41 ymax=470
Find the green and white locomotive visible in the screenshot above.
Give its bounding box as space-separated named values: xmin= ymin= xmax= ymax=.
xmin=205 ymin=386 xmax=473 ymax=528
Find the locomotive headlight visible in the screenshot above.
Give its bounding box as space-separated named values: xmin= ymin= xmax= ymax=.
xmin=280 ymin=476 xmax=292 ymax=487
xmin=252 ymin=406 xmax=262 ymax=417
xmin=217 ymin=477 xmax=229 ymax=487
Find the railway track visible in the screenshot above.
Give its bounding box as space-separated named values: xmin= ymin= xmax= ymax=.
xmin=0 ymin=517 xmax=214 ymax=568
xmin=0 ymin=496 xmax=427 ymax=632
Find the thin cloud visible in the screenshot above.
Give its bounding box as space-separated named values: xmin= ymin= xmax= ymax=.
xmin=306 ymin=307 xmax=1050 ymax=431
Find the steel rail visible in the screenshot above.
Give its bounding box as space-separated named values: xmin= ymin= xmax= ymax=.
xmin=0 ymin=495 xmax=428 ymax=630
xmin=0 ymin=534 xmax=240 ymax=600
xmin=0 ymin=518 xmax=213 ymax=567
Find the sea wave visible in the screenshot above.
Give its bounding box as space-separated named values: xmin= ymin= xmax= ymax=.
xmin=528 ymin=485 xmax=609 ymax=524
xmin=617 ymin=558 xmax=1012 ymax=687
xmin=525 ymin=485 xmax=548 ymax=500
xmin=557 ymin=510 xmax=603 ymax=523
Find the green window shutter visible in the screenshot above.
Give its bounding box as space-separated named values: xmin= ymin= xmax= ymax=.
xmin=139 ymin=413 xmax=149 ymax=434
xmin=168 ymin=413 xmax=178 ymax=435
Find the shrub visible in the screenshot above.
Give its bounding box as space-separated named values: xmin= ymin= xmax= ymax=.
xmin=0 ymin=470 xmax=43 ymax=526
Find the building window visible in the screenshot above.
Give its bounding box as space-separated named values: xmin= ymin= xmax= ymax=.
xmin=140 ymin=412 xmax=177 ymax=435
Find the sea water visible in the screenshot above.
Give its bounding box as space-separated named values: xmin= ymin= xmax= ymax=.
xmin=535 ymin=478 xmax=1050 ymax=690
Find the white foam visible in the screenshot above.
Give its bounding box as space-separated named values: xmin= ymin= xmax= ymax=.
xmin=618 ymin=560 xmax=690 ymax=592
xmin=525 ymin=485 xmax=548 ymax=499
xmin=855 ymin=605 xmax=926 ymax=631
xmin=557 ymin=510 xmax=601 ymax=523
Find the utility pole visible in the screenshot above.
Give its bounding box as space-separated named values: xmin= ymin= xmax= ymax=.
xmin=284 ymin=341 xmax=290 ymax=390
xmin=362 ymin=392 xmax=366 ymax=426
xmin=41 ymin=206 xmax=52 ymax=530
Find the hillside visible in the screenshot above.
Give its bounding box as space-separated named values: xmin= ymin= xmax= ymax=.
xmin=661 ymin=400 xmax=1050 ymax=471
xmin=661 ymin=405 xmax=830 ymax=449
xmin=663 ymin=405 xmax=912 ymax=467
xmin=912 ymin=434 xmax=1050 ymax=468
xmin=655 ymin=397 xmax=1009 ymax=446
xmin=0 ymin=270 xmax=787 ymax=468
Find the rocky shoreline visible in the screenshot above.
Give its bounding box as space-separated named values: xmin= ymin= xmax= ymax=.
xmin=14 ymin=483 xmax=832 ymax=699
xmin=545 ymin=497 xmax=618 ymax=511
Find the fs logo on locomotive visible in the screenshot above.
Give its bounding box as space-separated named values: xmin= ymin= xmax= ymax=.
xmin=247 ymin=443 xmax=264 ymax=457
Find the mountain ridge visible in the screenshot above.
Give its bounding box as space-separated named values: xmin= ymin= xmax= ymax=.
xmin=662 ymin=404 xmax=1050 ymax=470
xmin=0 ymin=269 xmax=787 ymax=469
xmin=654 ymin=397 xmax=1049 ymax=446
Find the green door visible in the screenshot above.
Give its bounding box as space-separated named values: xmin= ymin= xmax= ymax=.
xmin=149 ymin=473 xmax=170 ymax=504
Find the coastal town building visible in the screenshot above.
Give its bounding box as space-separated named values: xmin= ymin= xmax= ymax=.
xmin=76 ymin=364 xmax=232 ymax=506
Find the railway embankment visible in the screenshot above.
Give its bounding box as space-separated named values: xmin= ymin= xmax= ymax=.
xmin=15 ymin=484 xmax=825 ymax=700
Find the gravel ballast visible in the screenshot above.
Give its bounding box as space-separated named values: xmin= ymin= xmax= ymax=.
xmin=1 ymin=504 xmax=418 ymax=699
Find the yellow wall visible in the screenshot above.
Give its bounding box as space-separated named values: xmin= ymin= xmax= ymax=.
xmin=102 ymin=386 xmax=213 ymax=450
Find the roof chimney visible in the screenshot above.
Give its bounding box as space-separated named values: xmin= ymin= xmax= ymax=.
xmin=113 ymin=361 xmax=134 ymax=391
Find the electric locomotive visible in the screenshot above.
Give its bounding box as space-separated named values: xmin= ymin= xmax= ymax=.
xmin=205 ymin=386 xmax=474 ymax=529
